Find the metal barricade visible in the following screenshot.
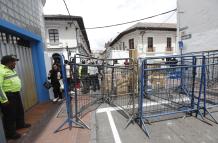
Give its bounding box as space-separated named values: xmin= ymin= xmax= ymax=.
xmin=70 ymin=54 xmax=135 ymax=126
xmin=198 ymin=52 xmax=218 ymax=123
xmin=186 ymin=51 xmax=218 ymax=122
xmin=138 ymin=55 xmax=204 ymax=136
xmin=53 ymin=50 xmax=218 ymax=135
xmin=72 ymin=55 xmax=105 ymax=117
xmin=204 ymin=52 xmax=218 ymax=109
xmin=103 ymin=58 xmax=135 ymax=122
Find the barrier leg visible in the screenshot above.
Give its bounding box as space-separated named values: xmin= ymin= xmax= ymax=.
xmin=204 ymin=109 xmax=218 ymax=124
xmin=140 ymin=118 xmax=150 ymax=137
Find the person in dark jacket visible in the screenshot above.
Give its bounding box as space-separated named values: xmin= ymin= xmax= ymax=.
xmin=80 ymin=60 xmax=89 ymax=93
xmin=48 ymin=64 xmax=63 ymax=102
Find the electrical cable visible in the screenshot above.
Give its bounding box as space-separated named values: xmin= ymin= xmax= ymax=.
xmin=62 ymin=0 xmax=71 ymax=16
xmin=62 ymin=0 xmax=176 ymax=30
xmin=86 ymin=9 xmax=177 ymax=29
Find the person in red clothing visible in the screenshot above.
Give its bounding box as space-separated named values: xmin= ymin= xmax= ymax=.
xmin=124 ymin=59 xmax=129 ymax=66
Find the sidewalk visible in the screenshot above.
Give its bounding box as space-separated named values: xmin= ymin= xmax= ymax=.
xmin=7 ymin=101 xmax=94 ymax=143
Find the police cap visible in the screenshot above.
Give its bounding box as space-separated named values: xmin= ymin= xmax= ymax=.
xmin=1 ymin=55 xmax=19 ymax=65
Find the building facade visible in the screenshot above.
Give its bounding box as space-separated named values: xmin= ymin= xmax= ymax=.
xmin=44 ymin=15 xmax=91 ymax=61
xmin=177 ymin=0 xmax=218 ymax=53
xmin=109 ymin=22 xmax=177 ymax=59
xmin=0 ymin=0 xmax=48 ymax=110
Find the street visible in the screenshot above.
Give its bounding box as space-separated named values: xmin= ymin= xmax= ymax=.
xmin=95 ymin=104 xmax=218 ymax=143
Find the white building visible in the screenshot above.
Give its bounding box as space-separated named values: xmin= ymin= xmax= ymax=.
xmin=44 ymin=15 xmax=91 ymax=62
xmin=92 ymin=50 xmax=104 ymax=59
xmin=109 ymin=22 xmax=177 ymax=59
xmin=177 ymin=0 xmax=218 ymax=53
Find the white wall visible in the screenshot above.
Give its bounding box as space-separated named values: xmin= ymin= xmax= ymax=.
xmin=137 ymin=30 xmax=176 ymax=57
xmin=178 ymin=0 xmax=218 ymax=53
xmin=107 ymin=50 xmax=129 ymax=65
xmin=45 ymin=20 xmax=77 ymax=49
xmin=111 ymin=29 xmax=176 ymax=58
xmin=45 ymin=18 xmax=90 ymax=61
xmin=44 ymin=52 xmax=54 ymax=100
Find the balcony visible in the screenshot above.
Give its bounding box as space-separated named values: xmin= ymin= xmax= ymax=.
xmin=147 ymin=47 xmax=155 ymax=52
xmin=165 ymin=47 xmax=174 ymax=54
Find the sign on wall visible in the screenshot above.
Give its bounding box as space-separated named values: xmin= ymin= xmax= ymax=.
xmin=179 ymin=41 xmax=184 ymax=49
xmin=181 ymin=34 xmax=192 ymax=40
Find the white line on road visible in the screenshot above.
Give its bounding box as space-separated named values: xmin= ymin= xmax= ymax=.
xmin=106 ymin=110 xmax=122 ymax=143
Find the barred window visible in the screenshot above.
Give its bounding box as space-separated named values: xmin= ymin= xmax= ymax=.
xmin=129 ymin=39 xmax=134 ymax=49
xmin=48 ymin=29 xmax=59 ymax=44
xmin=166 ymin=37 xmax=172 ymax=51
xmin=147 ymin=37 xmax=154 ymax=52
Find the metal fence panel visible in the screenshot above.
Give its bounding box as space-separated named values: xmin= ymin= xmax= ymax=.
xmin=140 ymin=56 xmax=200 ymax=118
xmin=204 ymin=53 xmax=218 ymax=109
xmin=64 ymin=55 xmax=136 ymax=120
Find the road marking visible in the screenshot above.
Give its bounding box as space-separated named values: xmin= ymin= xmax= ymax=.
xmin=96 ymin=97 xmax=190 ymax=113
xmin=106 ymin=110 xmax=122 ymax=143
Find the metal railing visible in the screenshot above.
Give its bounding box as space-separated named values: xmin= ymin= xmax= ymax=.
xmin=53 ymin=50 xmax=218 ymax=136
xmin=137 ymin=51 xmax=218 ymax=136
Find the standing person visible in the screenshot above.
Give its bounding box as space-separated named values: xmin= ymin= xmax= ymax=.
xmin=0 ymin=55 xmax=31 ymax=140
xmin=88 ymin=61 xmax=98 ymax=92
xmin=95 ymin=60 xmax=100 ymax=90
xmin=80 ymin=60 xmax=89 ymax=94
xmin=124 ymin=59 xmax=129 ymax=66
xmin=48 ymin=64 xmax=63 ymax=102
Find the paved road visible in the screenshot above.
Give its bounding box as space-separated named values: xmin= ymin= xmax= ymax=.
xmin=95 ymin=104 xmax=218 ymax=143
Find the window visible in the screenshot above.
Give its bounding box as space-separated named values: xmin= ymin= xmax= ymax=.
xmin=48 ymin=29 xmax=59 ymax=44
xmin=147 ymin=37 xmax=154 ymax=52
xmin=0 ymin=31 xmax=30 ymax=47
xmin=166 ymin=37 xmax=172 ymax=51
xmin=123 ymin=42 xmax=125 ymax=50
xmin=119 ymin=43 xmax=122 ymax=50
xmin=129 ymin=39 xmax=134 ymax=49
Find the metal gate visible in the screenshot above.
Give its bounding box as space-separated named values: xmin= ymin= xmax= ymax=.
xmin=0 ymin=42 xmax=37 ymax=110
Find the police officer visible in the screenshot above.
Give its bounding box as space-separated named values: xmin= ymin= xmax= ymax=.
xmin=0 ymin=55 xmax=31 ymax=140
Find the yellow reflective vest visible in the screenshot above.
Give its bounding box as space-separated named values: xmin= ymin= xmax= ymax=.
xmin=0 ymin=64 xmax=21 ymax=103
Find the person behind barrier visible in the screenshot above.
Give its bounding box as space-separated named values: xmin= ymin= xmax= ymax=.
xmin=88 ymin=61 xmax=98 ymax=92
xmin=124 ymin=59 xmax=129 ymax=66
xmin=64 ymin=60 xmax=72 ymax=87
xmin=80 ymin=60 xmax=89 ymax=94
xmin=166 ymin=57 xmax=178 ymax=67
xmin=0 ymin=55 xmax=31 ymax=140
xmin=48 ymin=64 xmax=63 ymax=102
xmin=95 ymin=60 xmax=100 ymax=90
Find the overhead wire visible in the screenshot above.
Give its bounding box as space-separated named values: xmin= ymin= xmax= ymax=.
xmin=62 ymin=0 xmax=77 ymax=28
xmin=85 ymin=9 xmax=177 ymax=29
xmin=61 ymin=0 xmax=176 ymax=30
xmin=61 ymin=0 xmax=177 ymax=51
